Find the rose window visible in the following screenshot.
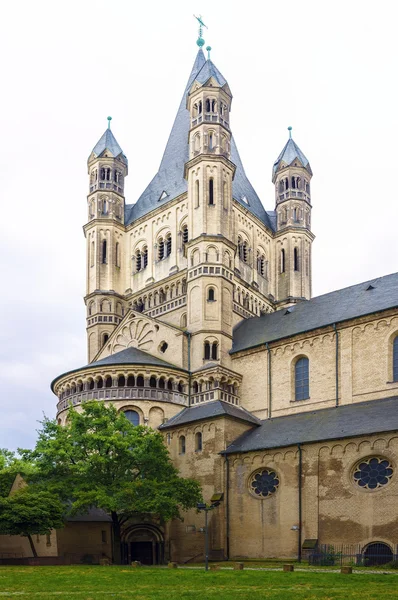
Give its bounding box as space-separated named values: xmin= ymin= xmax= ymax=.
xmin=250 ymin=469 xmax=279 ymax=498
xmin=353 ymin=457 xmax=393 ymax=490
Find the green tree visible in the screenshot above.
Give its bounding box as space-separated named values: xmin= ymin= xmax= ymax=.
xmin=22 ymin=402 xmax=202 ymax=564
xmin=0 ymin=488 xmax=65 ymax=557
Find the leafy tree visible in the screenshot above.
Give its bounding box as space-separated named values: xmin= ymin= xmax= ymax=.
xmin=22 ymin=402 xmax=202 ymax=564
xmin=0 ymin=488 xmax=65 ymax=557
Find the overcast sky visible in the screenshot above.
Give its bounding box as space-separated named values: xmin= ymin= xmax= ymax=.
xmin=0 ymin=0 xmax=397 ymax=450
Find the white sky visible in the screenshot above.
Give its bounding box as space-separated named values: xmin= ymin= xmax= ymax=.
xmin=1 ymin=0 xmax=397 ymax=450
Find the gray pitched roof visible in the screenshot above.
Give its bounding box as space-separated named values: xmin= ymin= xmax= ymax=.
xmin=159 ymin=400 xmax=261 ymax=430
xmin=125 ymin=50 xmax=273 ymax=229
xmin=273 ymin=137 xmax=310 ymax=177
xmin=223 ymin=396 xmax=398 ymax=454
xmin=91 ymin=128 xmax=127 ymax=163
xmin=67 ymin=508 xmax=112 ymax=523
xmin=51 ymin=347 xmax=184 ymax=391
xmin=231 ymin=272 xmax=398 ymax=354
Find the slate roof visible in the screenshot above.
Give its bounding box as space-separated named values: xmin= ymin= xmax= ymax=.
xmin=125 ymin=50 xmax=273 ymax=229
xmin=51 ymin=347 xmax=184 ymax=390
xmin=159 ymin=400 xmax=261 ymax=430
xmin=223 ymin=396 xmax=398 ymax=454
xmin=91 ymin=128 xmax=127 ymax=163
xmin=231 ymin=272 xmax=398 ymax=354
xmin=272 ymin=137 xmax=310 ymax=177
xmin=67 ymin=508 xmax=112 ymax=523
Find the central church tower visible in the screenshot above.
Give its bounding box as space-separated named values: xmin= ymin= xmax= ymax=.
xmin=184 ymin=48 xmax=236 ymax=369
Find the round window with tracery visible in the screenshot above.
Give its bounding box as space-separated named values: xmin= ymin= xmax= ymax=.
xmin=249 ymin=469 xmax=279 ymax=498
xmin=353 ymin=457 xmax=393 ymax=490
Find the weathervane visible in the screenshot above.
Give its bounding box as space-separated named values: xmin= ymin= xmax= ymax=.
xmin=194 ymin=14 xmax=207 ymax=48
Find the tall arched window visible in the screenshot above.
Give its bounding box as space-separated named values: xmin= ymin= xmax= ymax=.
xmin=280 ymin=248 xmax=285 ymax=273
xmin=102 ymin=333 xmax=109 ymax=346
xmin=294 ymin=247 xmax=299 ymax=271
xmin=142 ymin=246 xmax=148 ymax=268
xmin=136 ymin=375 xmax=144 ymax=387
xmin=211 ymin=342 xmax=218 ymax=360
xmin=208 ymin=287 xmax=215 ymax=301
xmin=179 ymin=436 xmax=186 ymax=455
xmin=149 ymin=376 xmax=157 ymax=388
xmin=182 ymin=225 xmax=188 ymax=245
xmin=158 ymin=238 xmax=164 ymax=260
xmin=209 ymin=178 xmax=214 ymax=205
xmin=208 ymin=132 xmax=214 ymax=150
xmin=165 ymin=234 xmax=172 ymax=257
xmin=124 ymin=410 xmax=140 ymax=427
xmin=223 ymin=181 xmax=228 ymax=209
xmin=295 ymin=357 xmax=309 ymax=401
xmin=195 ymin=432 xmax=203 ymax=452
xmin=127 ymin=375 xmax=135 ymax=387
xmin=135 ymin=250 xmax=142 ymax=272
xmin=204 ymin=342 xmax=211 ymax=360
xmin=102 ymin=240 xmax=107 ymax=264
xmin=393 ymin=336 xmax=398 ymax=382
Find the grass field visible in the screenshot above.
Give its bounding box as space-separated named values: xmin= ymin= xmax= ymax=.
xmin=0 ymin=566 xmax=397 ymax=600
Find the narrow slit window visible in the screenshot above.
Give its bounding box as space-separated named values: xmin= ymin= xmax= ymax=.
xmin=393 ymin=336 xmax=398 ymax=382
xmin=204 ymin=342 xmax=211 ymax=360
xmin=294 ymin=247 xmax=299 ymax=271
xmin=158 ymin=238 xmax=164 ymax=260
xmin=281 ymin=248 xmax=285 ymax=273
xmin=209 ymin=178 xmax=214 ymax=205
xmin=179 ymin=436 xmax=186 ymax=455
xmin=195 ymin=432 xmax=203 ymax=452
xmin=211 ymin=343 xmax=218 ymax=360
xmin=102 ymin=240 xmax=107 ymax=264
xmin=295 ymin=357 xmax=309 ymax=401
xmin=208 ymin=288 xmax=215 ymax=301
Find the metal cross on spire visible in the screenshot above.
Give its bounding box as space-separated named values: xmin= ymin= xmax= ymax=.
xmin=288 ymin=126 xmax=292 ymax=139
xmin=107 ymin=116 xmax=112 ymax=129
xmin=194 ymin=14 xmax=207 ymax=48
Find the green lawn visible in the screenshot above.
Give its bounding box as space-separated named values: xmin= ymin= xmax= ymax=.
xmin=0 ymin=566 xmax=396 ymax=599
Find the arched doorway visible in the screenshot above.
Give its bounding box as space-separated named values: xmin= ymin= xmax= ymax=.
xmin=364 ymin=542 xmax=393 ymax=566
xmin=121 ymin=525 xmax=164 ymax=565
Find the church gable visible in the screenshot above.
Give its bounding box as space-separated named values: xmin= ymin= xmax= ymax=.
xmin=93 ymin=311 xmax=185 ymax=369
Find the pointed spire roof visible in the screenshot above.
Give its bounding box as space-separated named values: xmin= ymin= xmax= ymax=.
xmin=272 ymin=136 xmax=311 ymax=180
xmin=126 ymin=50 xmax=273 ymax=230
xmin=90 ymin=125 xmax=127 ymax=164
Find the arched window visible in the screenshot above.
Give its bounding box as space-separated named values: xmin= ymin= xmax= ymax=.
xmin=90 ymin=241 xmax=95 ymax=267
xmin=105 ymin=376 xmax=112 ymax=388
xmin=135 ymin=250 xmax=142 ymax=272
xmin=102 ymin=240 xmax=107 ymax=264
xmin=115 ymin=242 xmax=120 ymax=267
xmin=209 ymin=132 xmax=214 ymax=150
xmin=167 ymin=379 xmax=173 ymax=391
xmin=102 ymin=333 xmax=109 ymax=346
xmin=180 ymin=313 xmax=187 ymax=328
xmin=195 ymin=432 xmax=203 ymax=452
xmin=198 ymin=101 xmax=202 ymax=114
xmin=208 ymin=287 xmax=215 ymax=301
xmin=158 ymin=238 xmax=164 ymax=260
xmin=136 ymin=375 xmax=144 ymax=387
xmin=204 ymin=342 xmax=211 ymax=360
xmin=127 ymin=375 xmax=135 ymax=387
xmin=118 ymin=375 xmax=125 ymax=387
xmin=281 ymin=248 xmax=286 ymax=273
xmin=393 ymin=336 xmax=398 ymax=382
xmin=149 ymin=376 xmax=157 ymax=388
xmin=205 ymin=99 xmax=211 ymax=112
xmin=142 ymin=246 xmax=148 ymax=268
xmin=294 ymin=247 xmax=299 ymax=271
xmin=195 ymin=180 xmax=200 ymax=208
xmin=182 ymin=225 xmax=188 ymax=245
xmin=193 ymin=381 xmax=199 ymax=394
xmin=102 ymin=199 xmax=108 ymax=215
xmin=97 ymin=378 xmax=103 ymax=389
xmin=158 ymin=378 xmax=165 ymax=389
xmin=124 ymin=410 xmax=140 ymax=427
xmin=295 ymin=357 xmax=309 ymax=401
xmin=209 ymin=178 xmax=214 ymax=205
xmin=211 ymin=342 xmax=218 ymax=360
xmin=179 ymin=436 xmax=186 ymax=455
xmin=211 ymin=99 xmax=216 ymax=112
xmin=223 ymin=181 xmax=228 ymax=209
xmin=165 ymin=234 xmax=172 ymax=257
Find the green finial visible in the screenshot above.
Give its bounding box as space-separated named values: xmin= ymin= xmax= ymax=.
xmin=206 ymin=46 xmax=212 ymax=60
xmin=288 ymin=126 xmax=292 ymax=139
xmin=107 ymin=116 xmax=112 ymax=129
xmin=194 ymin=14 xmax=207 ymax=47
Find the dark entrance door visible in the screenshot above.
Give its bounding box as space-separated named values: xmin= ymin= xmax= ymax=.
xmin=364 ymin=543 xmax=393 ymax=566
xmin=131 ymin=541 xmax=153 ymax=565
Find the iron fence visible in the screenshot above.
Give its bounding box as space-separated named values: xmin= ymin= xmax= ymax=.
xmin=308 ymin=543 xmax=397 ymax=567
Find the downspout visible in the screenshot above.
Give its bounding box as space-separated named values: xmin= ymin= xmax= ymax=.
xmin=184 ymin=331 xmax=192 ymax=407
xmin=265 ymin=342 xmax=272 ymax=419
xmin=297 ymin=443 xmax=302 ymax=563
xmin=225 ymin=455 xmax=230 ymax=560
xmin=332 ymin=324 xmax=339 ymax=407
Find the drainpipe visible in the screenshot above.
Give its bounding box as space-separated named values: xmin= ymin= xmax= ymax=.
xmin=265 ymin=342 xmax=272 ymax=419
xmin=184 ymin=331 xmax=192 ymax=407
xmin=225 ymin=455 xmax=230 ymax=560
xmin=297 ymin=443 xmax=302 ymax=563
xmin=332 ymin=324 xmax=339 ymax=407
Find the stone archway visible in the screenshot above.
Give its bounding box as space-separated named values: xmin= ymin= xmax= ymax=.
xmin=363 ymin=542 xmax=393 ymax=566
xmin=121 ymin=524 xmax=164 ymax=565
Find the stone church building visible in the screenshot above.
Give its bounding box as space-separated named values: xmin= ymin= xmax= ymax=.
xmin=2 ymin=40 xmax=398 ymax=564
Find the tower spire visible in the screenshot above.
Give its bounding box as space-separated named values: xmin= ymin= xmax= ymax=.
xmin=194 ymin=14 xmax=207 ymax=48
xmin=107 ymin=116 xmax=112 ymax=129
